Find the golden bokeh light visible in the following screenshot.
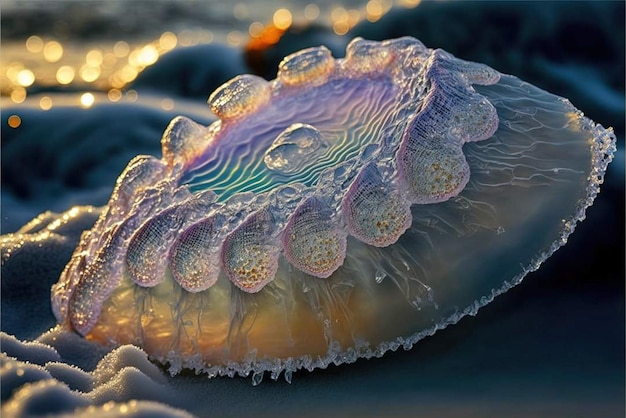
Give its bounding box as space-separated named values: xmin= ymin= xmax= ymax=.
xmin=6 ymin=63 xmax=24 ymax=84
xmin=159 ymin=32 xmax=178 ymax=50
xmin=109 ymin=75 xmax=125 ymax=89
xmin=128 ymin=49 xmax=141 ymax=67
xmin=11 ymin=88 xmax=26 ymax=103
xmin=126 ymin=89 xmax=138 ymax=102
xmin=249 ymin=22 xmax=264 ymax=38
xmin=136 ymin=45 xmax=159 ymax=66
xmin=43 ymin=41 xmax=63 ymax=62
xmin=333 ymin=21 xmax=350 ymax=36
xmin=331 ymin=7 xmax=349 ymax=35
xmin=331 ymin=6 xmax=359 ymax=35
xmin=348 ymin=9 xmax=361 ymax=26
xmin=366 ymin=0 xmax=384 ymax=21
xmin=113 ymin=41 xmax=130 ymax=57
xmin=199 ymin=30 xmax=214 ymax=44
xmin=273 ymin=9 xmax=292 ymax=30
xmin=227 ymin=31 xmax=244 ymax=46
xmin=2 ymin=8 xmax=406 ymax=97
xmin=304 ymin=4 xmax=320 ymax=20
xmin=120 ymin=65 xmax=139 ymax=83
xmin=86 ymin=49 xmax=104 ymax=66
xmin=398 ymin=0 xmax=421 ymax=8
xmin=25 ymin=35 xmax=44 ymax=53
xmin=17 ymin=69 xmax=35 ymax=87
xmin=56 ymin=66 xmax=75 ymax=84
xmin=107 ymin=88 xmax=122 ymax=102
xmin=80 ymin=92 xmax=95 ymax=108
xmin=80 ymin=65 xmax=101 ymax=82
xmin=331 ymin=7 xmax=348 ymax=22
xmin=233 ymin=3 xmax=249 ymax=20
xmin=102 ymin=52 xmax=118 ymax=69
xmin=177 ymin=30 xmax=195 ymax=47
xmin=160 ymin=98 xmax=174 ymax=111
xmin=7 ymin=115 xmax=22 ymax=128
xmin=40 ymin=96 xmax=53 ymax=110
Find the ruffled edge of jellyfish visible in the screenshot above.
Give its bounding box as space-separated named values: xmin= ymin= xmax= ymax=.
xmin=158 ymin=109 xmax=616 ymax=385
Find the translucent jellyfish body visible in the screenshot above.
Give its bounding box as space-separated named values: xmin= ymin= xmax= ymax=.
xmin=51 ymin=37 xmax=615 ymax=381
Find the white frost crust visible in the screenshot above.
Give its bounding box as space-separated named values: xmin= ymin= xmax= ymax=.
xmin=1 ymin=330 xmax=194 ymax=418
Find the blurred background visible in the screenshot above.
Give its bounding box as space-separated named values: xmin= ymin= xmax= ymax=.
xmin=1 ymin=0 xmax=624 ymax=231
xmin=2 ymin=0 xmax=623 ymax=231
xmin=1 ymin=1 xmax=624 ymax=417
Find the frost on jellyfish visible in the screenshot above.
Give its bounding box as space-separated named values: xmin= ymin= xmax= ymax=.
xmin=51 ymin=37 xmax=615 ymax=383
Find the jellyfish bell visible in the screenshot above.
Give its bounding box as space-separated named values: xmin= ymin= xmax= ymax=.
xmin=51 ymin=37 xmax=615 ymax=382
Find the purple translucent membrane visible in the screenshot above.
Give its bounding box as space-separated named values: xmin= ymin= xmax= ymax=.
xmin=51 ymin=37 xmax=615 ymax=382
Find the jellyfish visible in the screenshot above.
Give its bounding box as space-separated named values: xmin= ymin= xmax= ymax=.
xmin=51 ymin=37 xmax=615 ymax=382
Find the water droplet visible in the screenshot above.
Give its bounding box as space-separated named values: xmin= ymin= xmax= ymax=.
xmin=264 ymin=123 xmax=327 ymax=175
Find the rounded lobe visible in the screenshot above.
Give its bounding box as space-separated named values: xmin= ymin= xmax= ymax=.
xmin=282 ymin=196 xmax=347 ymax=278
xmin=278 ymin=46 xmax=335 ymax=87
xmin=208 ymin=74 xmax=270 ymax=121
xmin=126 ymin=207 xmax=187 ymax=288
xmin=398 ymin=136 xmax=470 ymax=204
xmin=169 ymin=216 xmax=223 ymax=293
xmin=161 ymin=116 xmax=207 ymax=166
xmin=343 ymin=163 xmax=412 ymax=247
xmin=345 ymin=37 xmax=393 ymax=73
xmin=221 ymin=209 xmax=280 ymax=293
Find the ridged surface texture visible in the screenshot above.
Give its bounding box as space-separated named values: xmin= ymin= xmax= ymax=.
xmin=51 ymin=37 xmax=616 ymax=381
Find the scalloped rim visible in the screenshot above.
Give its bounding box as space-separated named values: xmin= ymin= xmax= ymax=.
xmin=160 ymin=111 xmax=616 ymax=384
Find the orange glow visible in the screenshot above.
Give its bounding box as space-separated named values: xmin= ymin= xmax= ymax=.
xmin=246 ymin=24 xmax=285 ymax=52
xmin=7 ymin=115 xmax=21 ymax=128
